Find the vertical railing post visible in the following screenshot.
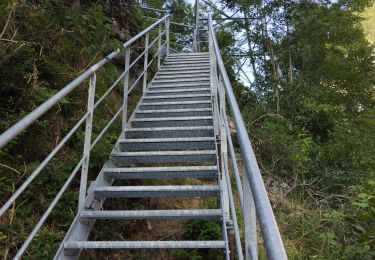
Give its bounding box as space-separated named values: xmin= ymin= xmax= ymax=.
xmin=122 ymin=47 xmax=131 ymax=130
xmin=193 ymin=0 xmax=200 ymax=52
xmin=208 ymin=25 xmax=216 ymax=132
xmin=193 ymin=28 xmax=197 ymax=53
xmin=243 ymin=166 xmax=258 ymax=260
xmin=78 ymin=73 xmax=96 ymax=209
xmin=219 ymin=76 xmax=230 ymax=222
xmin=157 ymin=23 xmax=162 ymax=69
xmin=166 ymin=18 xmax=170 ymax=56
xmin=208 ymin=28 xmax=220 ymax=135
xmin=208 ymin=24 xmax=213 ymax=93
xmin=143 ymin=32 xmax=149 ymax=93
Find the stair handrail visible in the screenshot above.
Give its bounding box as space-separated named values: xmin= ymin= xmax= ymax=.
xmin=207 ymin=14 xmax=287 ymax=259
xmin=0 ymin=14 xmax=170 ymax=258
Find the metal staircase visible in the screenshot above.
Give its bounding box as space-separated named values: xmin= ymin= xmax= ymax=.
xmin=0 ymin=11 xmax=287 ymax=260
xmin=55 ymin=52 xmax=229 ymax=258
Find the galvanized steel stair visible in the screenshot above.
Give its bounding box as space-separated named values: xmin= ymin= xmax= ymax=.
xmin=55 ymin=53 xmax=229 ymax=259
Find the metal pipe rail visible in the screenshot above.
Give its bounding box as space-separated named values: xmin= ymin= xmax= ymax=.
xmin=208 ymin=14 xmax=287 ymax=259
xmin=141 ymin=15 xmax=195 ymax=53
xmin=140 ymin=5 xmax=166 ymax=13
xmin=141 ymin=16 xmax=195 ymax=29
xmin=0 ymin=14 xmax=171 ymax=258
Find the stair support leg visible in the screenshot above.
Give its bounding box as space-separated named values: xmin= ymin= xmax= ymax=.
xmin=78 ymin=73 xmax=96 ymax=209
xmin=55 ymin=162 xmax=114 ymax=260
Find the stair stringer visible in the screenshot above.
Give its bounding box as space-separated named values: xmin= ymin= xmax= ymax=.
xmin=54 ymin=161 xmax=115 ymax=260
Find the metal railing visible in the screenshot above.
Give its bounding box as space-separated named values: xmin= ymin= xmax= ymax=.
xmin=0 ymin=14 xmax=172 ymax=258
xmin=208 ymin=14 xmax=287 ymax=259
xmin=141 ymin=16 xmax=196 ymax=53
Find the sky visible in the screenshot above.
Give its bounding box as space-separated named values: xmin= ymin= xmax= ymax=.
xmin=185 ymin=0 xmax=254 ymax=87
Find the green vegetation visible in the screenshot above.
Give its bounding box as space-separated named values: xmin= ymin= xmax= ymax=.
xmin=215 ymin=0 xmax=375 ymax=258
xmin=172 ymin=219 xmax=223 ymax=259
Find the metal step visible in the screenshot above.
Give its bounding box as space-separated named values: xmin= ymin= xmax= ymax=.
xmin=112 ymin=150 xmax=216 ymax=164
xmin=164 ymin=61 xmax=209 ymax=66
xmin=93 ymin=185 xmax=220 ymax=198
xmin=166 ymin=55 xmax=209 ymax=60
xmin=146 ymin=88 xmax=210 ymax=96
xmin=80 ymin=209 xmax=222 ymax=220
xmin=135 ymin=108 xmax=212 ymax=118
xmin=119 ymin=137 xmax=215 ymax=151
xmin=155 ymin=73 xmax=209 ymax=79
xmin=160 ymin=63 xmax=208 ymax=69
xmin=154 ymin=76 xmax=210 ymax=82
xmin=142 ymin=94 xmax=211 ymax=103
xmin=161 ymin=64 xmax=209 ymax=70
xmin=168 ymin=53 xmax=209 ymax=58
xmin=139 ymin=100 xmax=212 ymax=110
xmin=165 ymin=56 xmax=209 ymax=60
xmin=166 ymin=54 xmax=209 ymax=58
xmin=103 ymin=166 xmax=218 ymax=179
xmin=125 ymin=126 xmax=214 ymax=138
xmin=131 ymin=116 xmax=213 ymax=128
xmin=155 ymin=73 xmax=209 ymax=77
xmin=158 ymin=68 xmax=210 ymax=73
xmin=152 ymin=78 xmax=209 ymax=85
xmin=164 ymin=56 xmax=210 ymax=64
xmin=165 ymin=58 xmax=209 ymax=64
xmin=148 ymin=82 xmax=210 ymax=90
xmin=156 ymin=69 xmax=210 ymax=76
xmin=152 ymin=78 xmax=210 ymax=85
xmin=64 ymin=241 xmax=226 ymax=251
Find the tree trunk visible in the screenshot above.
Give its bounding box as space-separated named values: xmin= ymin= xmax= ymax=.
xmin=263 ymin=8 xmax=281 ymax=116
xmin=242 ymin=6 xmax=258 ymax=82
xmin=285 ymin=3 xmax=293 ymax=83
